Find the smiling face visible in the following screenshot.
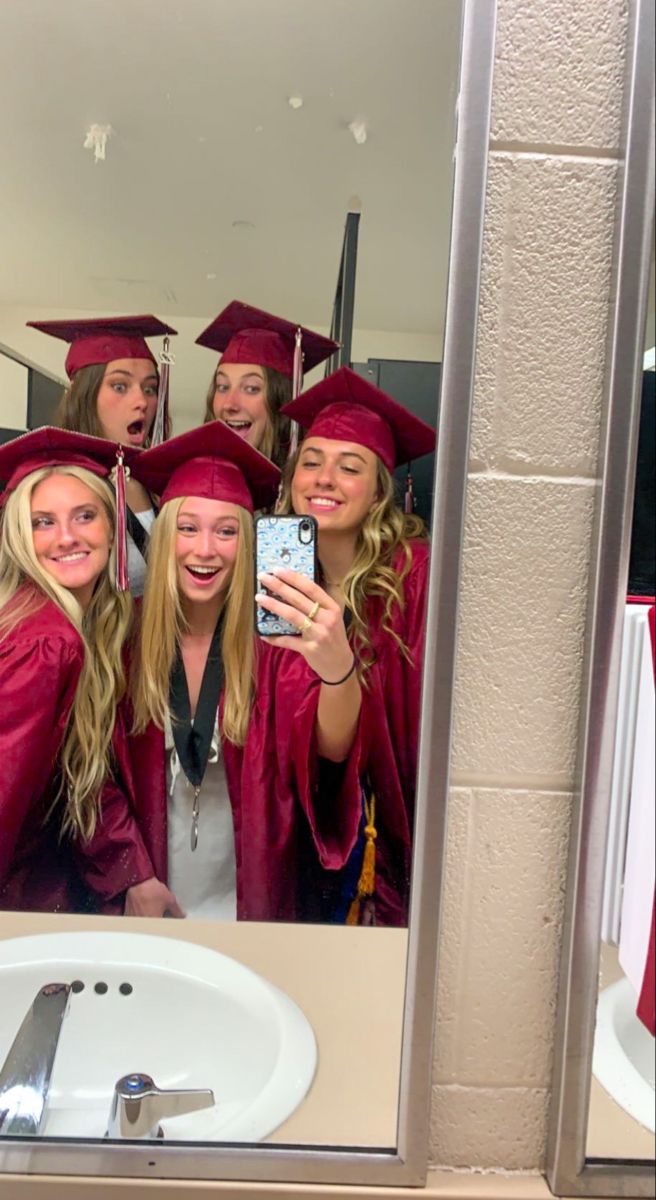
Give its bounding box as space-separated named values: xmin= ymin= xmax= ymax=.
xmin=30 ymin=472 xmax=112 ymax=609
xmin=175 ymin=498 xmax=241 ymax=608
xmin=211 ymin=362 xmax=271 ymax=449
xmin=95 ymin=358 xmax=159 ymax=447
xmin=291 ymin=437 xmax=379 ymax=534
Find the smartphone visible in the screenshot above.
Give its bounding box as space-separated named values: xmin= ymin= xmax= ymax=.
xmin=255 ymin=515 xmax=318 ymax=636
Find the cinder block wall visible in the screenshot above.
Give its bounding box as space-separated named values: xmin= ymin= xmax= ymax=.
xmin=429 ymin=0 xmax=629 ymax=1169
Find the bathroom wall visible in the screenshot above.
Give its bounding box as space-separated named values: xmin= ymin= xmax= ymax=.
xmin=429 ymin=0 xmax=629 ymax=1170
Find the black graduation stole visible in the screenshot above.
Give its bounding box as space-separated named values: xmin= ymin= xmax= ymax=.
xmin=169 ymin=614 xmax=224 ymax=851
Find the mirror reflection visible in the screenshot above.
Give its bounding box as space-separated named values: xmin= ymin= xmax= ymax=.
xmin=586 ymin=350 xmax=655 ymax=1162
xmin=0 ymin=0 xmax=461 ymax=1149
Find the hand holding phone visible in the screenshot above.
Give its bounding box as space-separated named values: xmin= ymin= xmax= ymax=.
xmin=255 ymin=515 xmax=318 ymax=636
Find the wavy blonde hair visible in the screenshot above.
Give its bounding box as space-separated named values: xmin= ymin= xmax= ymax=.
xmin=132 ymin=499 xmax=255 ymax=746
xmin=278 ymin=448 xmax=427 ymax=674
xmin=0 ymin=466 xmax=133 ymax=841
xmin=202 ymin=365 xmax=292 ymax=467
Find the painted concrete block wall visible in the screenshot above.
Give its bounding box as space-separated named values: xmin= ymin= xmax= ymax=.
xmin=428 ymin=0 xmax=628 ymax=1171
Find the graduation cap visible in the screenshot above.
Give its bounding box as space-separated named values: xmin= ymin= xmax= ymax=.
xmin=131 ymin=420 xmax=281 ymax=514
xmin=280 ymin=366 xmax=436 ymax=474
xmin=27 ymin=314 xmax=178 ymax=447
xmin=195 ymin=300 xmax=339 ymax=396
xmin=0 ymin=427 xmax=141 ymax=590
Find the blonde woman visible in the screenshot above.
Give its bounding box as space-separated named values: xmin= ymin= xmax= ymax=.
xmin=27 ymin=315 xmax=177 ymax=595
xmin=0 ymin=428 xmax=153 ymax=912
xmin=124 ymin=420 xmax=361 ymax=921
xmin=279 ymin=367 xmax=436 ymax=926
xmin=197 ymin=300 xmax=337 ymax=468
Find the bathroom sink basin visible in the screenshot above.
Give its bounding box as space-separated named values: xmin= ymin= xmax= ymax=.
xmin=593 ymin=975 xmax=655 ymax=1133
xmin=0 ymin=931 xmax=317 ymax=1142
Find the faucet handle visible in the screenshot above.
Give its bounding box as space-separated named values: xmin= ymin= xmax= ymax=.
xmin=107 ymin=1073 xmax=215 ymax=1140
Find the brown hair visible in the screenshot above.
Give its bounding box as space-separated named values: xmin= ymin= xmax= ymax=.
xmin=203 ymin=364 xmax=292 ymax=467
xmin=55 ymin=361 xmax=160 ymax=445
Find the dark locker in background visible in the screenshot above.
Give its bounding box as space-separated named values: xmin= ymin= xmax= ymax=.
xmin=352 ymin=359 xmax=441 ymax=526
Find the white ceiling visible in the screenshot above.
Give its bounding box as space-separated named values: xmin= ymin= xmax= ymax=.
xmin=0 ymin=0 xmax=461 ymax=337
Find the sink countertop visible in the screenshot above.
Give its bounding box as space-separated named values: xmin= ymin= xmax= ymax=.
xmin=0 ymin=910 xmax=408 ymax=1148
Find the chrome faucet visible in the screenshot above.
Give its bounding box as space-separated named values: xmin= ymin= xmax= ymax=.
xmin=0 ymin=983 xmax=71 ymax=1136
xmin=106 ymin=1073 xmax=215 ymax=1139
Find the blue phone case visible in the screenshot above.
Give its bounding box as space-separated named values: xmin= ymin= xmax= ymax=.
xmin=255 ymin=515 xmax=318 ymax=636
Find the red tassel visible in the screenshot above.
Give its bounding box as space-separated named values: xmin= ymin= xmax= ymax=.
xmin=287 ymin=327 xmax=304 ymax=459
xmin=151 ymin=336 xmax=173 ymax=446
xmin=114 ymin=448 xmax=129 ymax=592
xmin=404 ymin=468 xmax=414 ymax=515
xmin=292 ymin=327 xmax=303 ymax=400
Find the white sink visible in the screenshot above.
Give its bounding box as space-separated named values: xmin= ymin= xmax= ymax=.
xmin=0 ymin=932 xmax=317 ymax=1142
xmin=593 ymin=975 xmax=655 ymax=1133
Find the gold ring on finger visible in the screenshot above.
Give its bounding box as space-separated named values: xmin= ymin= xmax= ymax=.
xmin=300 ymin=616 xmax=313 ymax=634
xmin=307 ymin=601 xmax=321 ymax=621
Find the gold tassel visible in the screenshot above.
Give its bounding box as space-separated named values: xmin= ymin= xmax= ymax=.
xmin=346 ymin=794 xmax=377 ymax=925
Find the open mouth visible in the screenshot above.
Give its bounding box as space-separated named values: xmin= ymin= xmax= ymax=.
xmin=185 ymin=565 xmax=220 ymax=582
xmin=127 ymin=419 xmax=146 ymax=442
xmin=224 ymin=419 xmax=253 ymax=435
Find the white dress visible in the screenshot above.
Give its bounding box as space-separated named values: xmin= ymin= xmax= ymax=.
xmin=165 ymin=713 xmax=237 ymax=921
xmin=127 ymin=508 xmax=156 ymax=598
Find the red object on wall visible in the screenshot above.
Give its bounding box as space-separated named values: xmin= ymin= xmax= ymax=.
xmin=636 ymin=602 xmax=655 ymax=1037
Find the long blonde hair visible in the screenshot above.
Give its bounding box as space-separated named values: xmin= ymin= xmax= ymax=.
xmin=278 ymin=448 xmax=427 ymax=673
xmin=0 ymin=466 xmax=133 ymax=840
xmin=132 ymin=498 xmax=256 ymax=746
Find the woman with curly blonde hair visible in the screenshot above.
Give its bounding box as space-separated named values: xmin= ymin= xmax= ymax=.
xmin=0 ymin=427 xmax=153 ymax=912
xmin=279 ymin=367 xmax=436 ymax=926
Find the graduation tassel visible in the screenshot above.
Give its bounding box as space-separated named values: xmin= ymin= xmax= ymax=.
xmin=151 ymin=335 xmax=174 ymax=446
xmin=404 ymin=465 xmax=414 ymax=515
xmin=287 ymin=326 xmax=304 ymax=459
xmin=113 ymin=447 xmax=129 ymax=592
xmin=346 ymin=793 xmax=377 ymax=926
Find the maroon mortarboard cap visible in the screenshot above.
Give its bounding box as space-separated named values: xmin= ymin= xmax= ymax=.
xmin=131 ymin=420 xmax=281 ymax=514
xmin=0 ymin=426 xmax=140 ymax=500
xmin=281 ymin=366 xmax=436 ymax=472
xmin=195 ymin=300 xmax=339 ymax=380
xmin=27 ymin=314 xmax=178 ymax=379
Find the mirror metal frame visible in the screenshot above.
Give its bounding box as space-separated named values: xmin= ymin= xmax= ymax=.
xmin=0 ymin=0 xmax=497 ymax=1186
xmin=546 ymin=0 xmax=655 ymax=1194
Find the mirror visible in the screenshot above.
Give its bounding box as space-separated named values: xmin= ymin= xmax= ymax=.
xmin=0 ymin=0 xmax=469 ymax=1165
xmin=585 ymin=355 xmax=655 ymax=1166
xmin=547 ymin=0 xmax=655 ymax=1188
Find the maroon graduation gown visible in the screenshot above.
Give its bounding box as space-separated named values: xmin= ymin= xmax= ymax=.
xmin=121 ymin=639 xmax=362 ymax=922
xmin=302 ymin=539 xmax=430 ymax=927
xmin=0 ymin=594 xmax=155 ymax=913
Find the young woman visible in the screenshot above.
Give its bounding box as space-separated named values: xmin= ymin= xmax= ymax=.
xmin=0 ymin=427 xmax=152 ymax=912
xmin=278 ymin=366 xmax=436 ymax=926
xmin=197 ymin=300 xmax=337 ymax=468
xmin=123 ymin=420 xmax=362 ymax=921
xmin=27 ymin=315 xmax=177 ymax=595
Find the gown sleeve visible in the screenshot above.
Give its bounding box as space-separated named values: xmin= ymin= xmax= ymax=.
xmin=72 ymin=699 xmax=156 ymax=908
xmin=0 ymin=632 xmax=83 ymax=890
xmin=265 ymin=644 xmax=364 ymax=870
